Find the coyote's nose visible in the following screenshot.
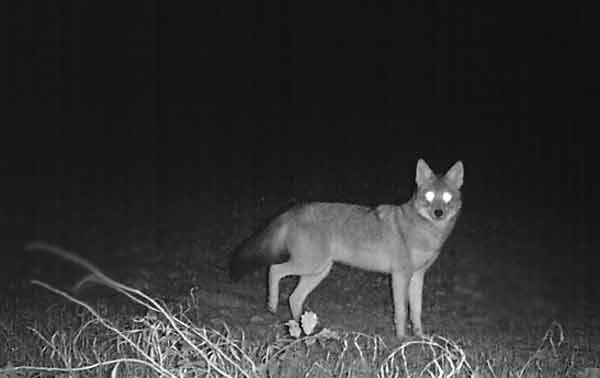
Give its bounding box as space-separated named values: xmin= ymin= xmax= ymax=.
xmin=433 ymin=209 xmax=444 ymax=219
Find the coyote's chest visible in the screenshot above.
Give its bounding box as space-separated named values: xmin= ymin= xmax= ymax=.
xmin=410 ymin=248 xmax=439 ymax=270
xmin=406 ymin=225 xmax=447 ymax=270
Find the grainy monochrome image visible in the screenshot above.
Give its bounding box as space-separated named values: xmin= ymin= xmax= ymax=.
xmin=4 ymin=1 xmax=596 ymax=377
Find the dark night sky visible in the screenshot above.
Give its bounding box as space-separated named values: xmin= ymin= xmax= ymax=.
xmin=5 ymin=1 xmax=594 ymax=253
xmin=8 ymin=2 xmax=594 ymax=118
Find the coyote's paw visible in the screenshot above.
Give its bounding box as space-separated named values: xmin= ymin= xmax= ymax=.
xmin=413 ymin=328 xmax=432 ymax=339
xmin=266 ymin=303 xmax=278 ymax=315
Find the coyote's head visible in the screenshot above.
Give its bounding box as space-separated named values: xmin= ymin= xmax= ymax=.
xmin=413 ymin=159 xmax=464 ymax=225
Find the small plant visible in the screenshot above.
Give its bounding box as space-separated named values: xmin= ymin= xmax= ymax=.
xmin=285 ymin=311 xmax=319 ymax=338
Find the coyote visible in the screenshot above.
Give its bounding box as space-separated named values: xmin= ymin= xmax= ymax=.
xmin=230 ymin=159 xmax=463 ymax=338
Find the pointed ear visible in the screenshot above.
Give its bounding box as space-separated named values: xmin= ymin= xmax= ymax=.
xmin=416 ymin=159 xmax=434 ymax=187
xmin=445 ymin=161 xmax=464 ymax=188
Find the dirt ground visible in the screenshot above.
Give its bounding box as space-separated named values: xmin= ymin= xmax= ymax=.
xmin=8 ymin=199 xmax=594 ymax=368
xmin=1 ymin=173 xmax=596 ymax=378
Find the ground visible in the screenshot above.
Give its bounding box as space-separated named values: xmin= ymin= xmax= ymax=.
xmin=3 ymin=191 xmax=597 ymax=374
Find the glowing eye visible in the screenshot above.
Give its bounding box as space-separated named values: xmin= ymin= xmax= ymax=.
xmin=424 ymin=191 xmax=435 ymax=202
xmin=442 ymin=192 xmax=452 ymax=203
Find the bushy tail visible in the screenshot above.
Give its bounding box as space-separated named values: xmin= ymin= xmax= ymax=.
xmin=229 ymin=217 xmax=290 ymax=281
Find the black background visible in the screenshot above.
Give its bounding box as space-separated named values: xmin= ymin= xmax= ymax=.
xmin=6 ymin=1 xmax=594 ymax=263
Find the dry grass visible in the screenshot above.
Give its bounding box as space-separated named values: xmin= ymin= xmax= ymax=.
xmin=0 ymin=242 xmax=594 ymax=378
